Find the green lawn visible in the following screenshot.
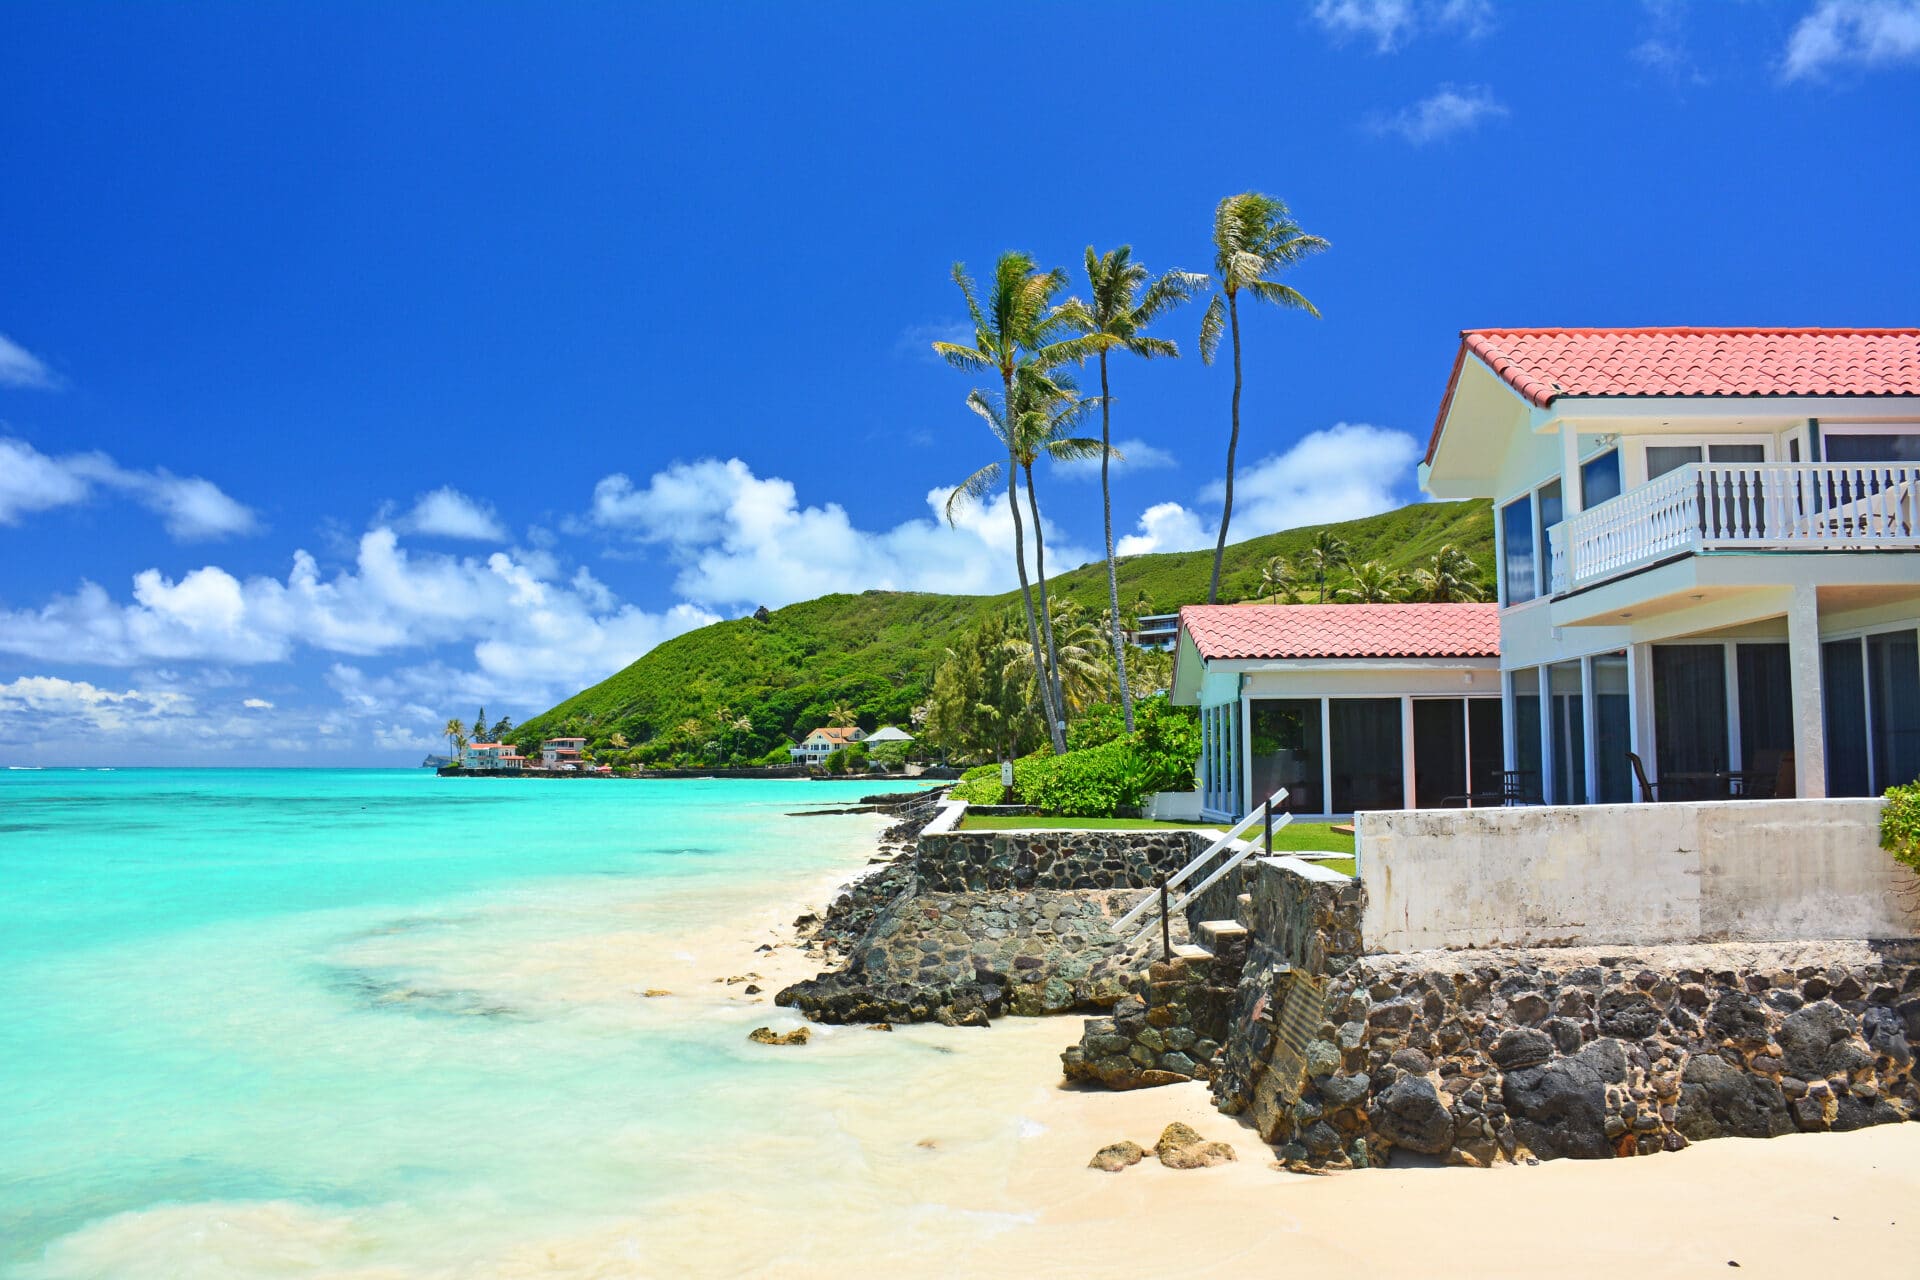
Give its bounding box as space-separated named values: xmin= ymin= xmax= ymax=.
xmin=956 ymin=814 xmax=1356 ymax=873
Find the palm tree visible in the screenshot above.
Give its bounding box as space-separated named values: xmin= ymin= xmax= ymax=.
xmin=1058 ymin=246 xmax=1205 ymax=733
xmin=933 ymin=253 xmax=1090 ymax=754
xmin=443 ymin=717 xmax=465 ymax=758
xmin=1336 ymin=559 xmax=1408 ymax=603
xmin=1257 ymin=554 xmax=1301 ymax=603
xmin=1198 ymin=193 xmax=1328 ymax=603
xmin=1003 ymin=599 xmax=1114 ymax=718
xmin=825 ymin=701 xmax=858 ymax=728
xmin=1296 ymin=531 xmax=1353 ymax=603
xmin=948 ymin=375 xmax=1110 ymax=732
xmin=1408 ymin=544 xmax=1487 ymax=602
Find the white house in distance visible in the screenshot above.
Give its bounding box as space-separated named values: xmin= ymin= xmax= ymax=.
xmin=461 ymin=741 xmax=526 ymax=771
xmin=789 ymin=725 xmax=866 ymax=766
xmin=541 ymin=737 xmax=588 ymax=769
xmin=1172 ymin=603 xmax=1503 ymax=821
xmin=1422 ymin=327 xmax=1920 ymax=805
xmin=864 ymin=725 xmax=914 ymax=747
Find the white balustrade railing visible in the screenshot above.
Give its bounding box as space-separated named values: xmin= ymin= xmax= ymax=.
xmin=1556 ymin=462 xmax=1919 ymax=592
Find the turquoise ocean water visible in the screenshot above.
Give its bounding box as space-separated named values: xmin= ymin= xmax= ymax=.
xmin=0 ymin=769 xmax=928 ymax=1277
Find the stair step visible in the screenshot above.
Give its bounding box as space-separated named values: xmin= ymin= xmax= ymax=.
xmin=1171 ymin=942 xmax=1214 ymax=962
xmin=1197 ymin=919 xmax=1249 ymax=943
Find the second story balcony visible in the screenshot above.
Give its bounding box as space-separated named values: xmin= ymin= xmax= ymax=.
xmin=1547 ymin=461 xmax=1920 ymax=596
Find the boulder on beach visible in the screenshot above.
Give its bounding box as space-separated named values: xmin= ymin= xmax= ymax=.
xmin=1088 ymin=1140 xmax=1146 ymax=1172
xmin=748 ymin=1026 xmax=810 ymax=1046
xmin=1155 ymin=1122 xmax=1236 ymax=1169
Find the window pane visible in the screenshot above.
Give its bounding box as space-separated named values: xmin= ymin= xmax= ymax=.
xmin=1581 ymin=450 xmax=1622 ymax=507
xmin=1647 ymin=444 xmax=1701 ymax=480
xmin=1549 ymin=660 xmax=1587 ymax=804
xmin=1823 ymin=640 xmax=1870 ymax=797
xmin=1708 ymin=444 xmax=1766 ymax=463
xmin=1250 ymin=699 xmax=1323 ymax=815
xmin=1736 ymin=643 xmax=1793 ymax=791
xmin=1654 ymin=645 xmax=1728 ymax=800
xmin=1867 ymin=630 xmax=1920 ymax=790
xmin=1413 ymin=699 xmax=1467 ymax=807
xmin=1468 ymin=697 xmax=1505 ymax=800
xmin=1592 ymin=651 xmax=1632 ymax=804
xmin=1512 ymin=669 xmax=1542 ymax=795
xmin=1824 ymin=432 xmax=1920 ymax=464
xmin=1329 ymin=699 xmax=1404 ymax=813
xmin=1502 ymin=496 xmax=1536 ymax=605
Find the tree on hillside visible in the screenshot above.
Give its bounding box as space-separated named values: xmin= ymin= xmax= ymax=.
xmin=1336 ymin=559 xmax=1409 ymax=603
xmin=1003 ymin=598 xmax=1113 ymax=717
xmin=923 ymin=611 xmax=1040 ymax=766
xmin=825 ymin=701 xmax=858 ymax=728
xmin=1408 ymin=544 xmax=1487 ymax=602
xmin=490 ymin=715 xmax=513 ymax=741
xmin=1199 ymin=193 xmax=1328 ymax=604
xmin=933 ymin=252 xmax=1093 ymax=756
xmin=1258 ymin=554 xmax=1303 ymax=603
xmin=1058 ymin=246 xmax=1205 ymax=735
xmin=1296 ymin=530 xmax=1353 ymax=604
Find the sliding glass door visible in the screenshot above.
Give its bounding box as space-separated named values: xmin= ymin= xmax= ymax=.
xmin=1653 ymin=645 xmax=1729 ymax=801
xmin=1329 ymin=699 xmax=1403 ymax=813
xmin=1411 ymin=697 xmax=1506 ymax=807
xmin=1248 ymin=700 xmax=1323 ymax=815
xmin=1823 ymin=629 xmax=1920 ymax=797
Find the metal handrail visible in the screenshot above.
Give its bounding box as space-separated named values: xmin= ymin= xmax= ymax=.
xmin=1114 ymin=788 xmax=1290 ymax=940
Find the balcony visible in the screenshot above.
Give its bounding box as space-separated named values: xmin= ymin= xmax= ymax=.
xmin=1548 ymin=462 xmax=1920 ymax=595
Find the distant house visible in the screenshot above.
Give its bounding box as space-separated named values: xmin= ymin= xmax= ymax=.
xmin=864 ymin=725 xmax=914 ymax=745
xmin=1127 ymin=613 xmax=1182 ymax=651
xmin=541 ymin=737 xmax=588 ymax=770
xmin=461 ymin=741 xmax=525 ymax=771
xmin=789 ymin=725 xmax=866 ymax=765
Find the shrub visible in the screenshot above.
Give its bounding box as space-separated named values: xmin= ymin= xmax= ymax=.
xmin=868 ymin=739 xmax=910 ymax=767
xmin=1883 ymin=780 xmax=1920 ymax=874
xmin=1066 ymin=703 xmax=1127 ymax=752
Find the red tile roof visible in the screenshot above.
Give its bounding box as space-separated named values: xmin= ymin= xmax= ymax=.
xmin=1180 ymin=603 xmax=1500 ymax=661
xmin=1429 ymin=327 xmax=1920 ymax=462
xmin=806 ymin=726 xmax=864 ymax=743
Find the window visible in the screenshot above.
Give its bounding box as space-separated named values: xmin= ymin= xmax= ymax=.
xmin=1592 ymin=651 xmax=1632 ymax=804
xmin=1736 ymin=643 xmax=1793 ymax=784
xmin=1249 ymin=700 xmax=1322 ymax=815
xmin=1581 ymin=449 xmax=1622 ymax=508
xmin=1823 ymin=430 xmax=1920 ymax=464
xmin=1329 ymin=699 xmax=1403 ymax=813
xmin=1867 ymin=630 xmax=1920 ymax=791
xmin=1823 ymin=640 xmax=1870 ymax=798
xmin=1548 ymin=660 xmax=1587 ymax=805
xmin=1653 ymin=645 xmax=1729 ymax=801
xmin=1501 ymin=495 xmax=1536 ymax=605
xmin=1536 ymin=479 xmax=1563 ymax=580
xmin=1512 ymin=668 xmax=1542 ymax=794
xmin=1647 ymin=445 xmax=1699 ymax=481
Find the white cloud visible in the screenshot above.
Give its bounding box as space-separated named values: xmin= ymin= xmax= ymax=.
xmin=1119 ymin=422 xmax=1422 ymax=558
xmin=0 ymin=675 xmax=191 ymax=740
xmin=1117 ymin=502 xmax=1214 ymax=557
xmin=0 ymin=527 xmax=717 ymax=709
xmin=242 ymin=697 xmax=274 ymax=709
xmin=1311 ymin=0 xmax=1490 ymax=52
xmin=1053 ymin=438 xmax=1177 ymax=483
xmin=1372 ymin=84 xmax=1508 ymax=144
xmin=588 ymin=457 xmax=1095 ymax=608
xmin=0 ymin=333 xmax=58 ymax=389
xmin=0 ymin=437 xmax=258 ymax=539
xmin=1782 ymin=0 xmax=1920 ymax=80
xmin=402 ymin=487 xmax=507 ymax=541
xmin=1203 ymin=422 xmax=1422 ymax=534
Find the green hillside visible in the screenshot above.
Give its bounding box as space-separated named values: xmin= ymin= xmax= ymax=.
xmin=513 ymin=498 xmax=1493 ymax=764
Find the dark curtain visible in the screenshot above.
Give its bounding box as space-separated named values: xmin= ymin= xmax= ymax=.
xmin=1413 ymin=699 xmax=1466 ymax=807
xmin=1822 ymin=640 xmax=1870 ymax=798
xmin=1736 ymin=643 xmax=1793 ymax=781
xmin=1654 ymin=645 xmax=1729 ymax=800
xmin=1469 ymin=697 xmax=1505 ymax=797
xmin=1868 ymin=630 xmax=1920 ymax=789
xmin=1330 ymin=699 xmax=1404 ymax=813
xmin=1592 ymin=651 xmax=1632 ymax=803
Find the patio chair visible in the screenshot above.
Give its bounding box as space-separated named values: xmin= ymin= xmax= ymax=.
xmin=1627 ymin=751 xmax=1658 ymax=802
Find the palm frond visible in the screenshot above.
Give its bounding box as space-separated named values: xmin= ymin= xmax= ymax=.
xmin=950 ymin=262 xmax=988 ymax=336
xmin=1244 ymin=280 xmax=1321 ymax=316
xmin=1041 ymin=435 xmax=1109 ymax=463
xmin=1125 ymin=335 xmax=1180 ymax=360
xmin=932 ymin=341 xmax=993 ymax=371
xmin=1199 ymin=294 xmax=1226 ymax=365
xmin=943 ymin=461 xmax=1004 ymax=524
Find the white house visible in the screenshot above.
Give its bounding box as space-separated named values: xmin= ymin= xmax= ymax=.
xmin=788 ymin=725 xmax=866 ymax=765
xmin=1172 ymin=602 xmax=1503 ymax=820
xmin=864 ymin=725 xmax=914 ymax=745
xmin=461 ymin=742 xmax=526 ymax=771
xmin=540 ymin=737 xmax=588 ymax=769
xmin=1422 ymin=327 xmax=1920 ymax=804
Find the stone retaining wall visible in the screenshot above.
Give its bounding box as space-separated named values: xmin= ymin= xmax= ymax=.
xmin=1218 ymin=942 xmax=1920 ymax=1169
xmin=914 ymin=828 xmax=1210 ymax=892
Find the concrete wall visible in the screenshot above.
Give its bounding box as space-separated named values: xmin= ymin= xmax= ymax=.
xmin=1358 ymin=799 xmax=1920 ymax=952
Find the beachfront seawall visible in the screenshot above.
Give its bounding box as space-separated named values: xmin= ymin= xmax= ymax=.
xmin=1357 ymin=798 xmax=1920 ymax=952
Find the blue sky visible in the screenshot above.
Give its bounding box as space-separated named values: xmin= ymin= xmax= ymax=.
xmin=2 ymin=1 xmax=1917 ymax=765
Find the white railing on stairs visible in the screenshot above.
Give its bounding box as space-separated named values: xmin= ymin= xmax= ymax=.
xmin=1115 ymin=788 xmax=1291 ymax=946
xmin=1556 ymin=462 xmax=1920 ymax=593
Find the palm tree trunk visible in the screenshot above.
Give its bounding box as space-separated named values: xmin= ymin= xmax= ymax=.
xmin=1003 ymin=399 xmax=1065 ymax=755
xmin=1099 ymin=352 xmax=1135 ymax=734
xmin=1023 ymin=462 xmax=1067 ymax=745
xmin=1208 ymin=292 xmax=1243 ymax=605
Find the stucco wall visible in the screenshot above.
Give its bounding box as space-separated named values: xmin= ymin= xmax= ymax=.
xmin=1358 ymin=799 xmax=1920 ymax=951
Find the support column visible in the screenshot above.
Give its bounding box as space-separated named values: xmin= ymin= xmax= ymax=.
xmin=1627 ymin=642 xmax=1656 ymax=795
xmin=1401 ymin=696 xmax=1417 ymax=810
xmin=1580 ymin=656 xmax=1599 ymax=804
xmin=1787 ymin=585 xmax=1827 ymax=798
